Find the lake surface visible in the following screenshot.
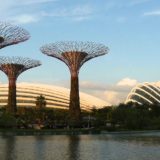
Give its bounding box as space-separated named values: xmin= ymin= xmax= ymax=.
xmin=0 ymin=132 xmax=160 ymax=160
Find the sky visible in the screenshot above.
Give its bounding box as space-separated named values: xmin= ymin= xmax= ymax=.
xmin=0 ymin=0 xmax=160 ymax=105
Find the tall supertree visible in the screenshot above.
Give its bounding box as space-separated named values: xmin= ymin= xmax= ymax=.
xmin=0 ymin=22 xmax=30 ymax=49
xmin=0 ymin=57 xmax=41 ymax=114
xmin=40 ymin=41 xmax=109 ymax=125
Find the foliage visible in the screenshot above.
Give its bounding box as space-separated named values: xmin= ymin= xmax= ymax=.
xmin=36 ymin=95 xmax=46 ymax=109
xmin=0 ymin=113 xmax=16 ymax=128
xmin=1 ymin=102 xmax=160 ymax=130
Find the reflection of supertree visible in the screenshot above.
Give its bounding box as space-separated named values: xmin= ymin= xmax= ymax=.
xmin=0 ymin=57 xmax=41 ymax=114
xmin=68 ymin=136 xmax=80 ymax=160
xmin=40 ymin=41 xmax=108 ymax=125
xmin=0 ymin=22 xmax=30 ymax=49
xmin=3 ymin=136 xmax=16 ymax=160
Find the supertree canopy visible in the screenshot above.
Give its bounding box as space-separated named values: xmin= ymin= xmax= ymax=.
xmin=0 ymin=56 xmax=41 ymax=114
xmin=0 ymin=22 xmax=30 ymax=49
xmin=40 ymin=41 xmax=109 ymax=126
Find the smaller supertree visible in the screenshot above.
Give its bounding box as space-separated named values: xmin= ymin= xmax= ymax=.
xmin=0 ymin=22 xmax=30 ymax=49
xmin=0 ymin=57 xmax=41 ymax=114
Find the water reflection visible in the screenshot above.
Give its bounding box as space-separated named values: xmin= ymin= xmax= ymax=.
xmin=3 ymin=136 xmax=16 ymax=160
xmin=107 ymin=133 xmax=160 ymax=146
xmin=0 ymin=132 xmax=160 ymax=160
xmin=68 ymin=136 xmax=80 ymax=160
xmin=34 ymin=136 xmax=46 ymax=160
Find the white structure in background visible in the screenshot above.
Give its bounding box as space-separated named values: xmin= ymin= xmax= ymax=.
xmin=0 ymin=83 xmax=110 ymax=111
xmin=125 ymin=82 xmax=160 ymax=105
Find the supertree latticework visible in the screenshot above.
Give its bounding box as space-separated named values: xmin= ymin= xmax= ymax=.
xmin=0 ymin=22 xmax=30 ymax=49
xmin=40 ymin=41 xmax=109 ymax=125
xmin=0 ymin=57 xmax=41 ymax=114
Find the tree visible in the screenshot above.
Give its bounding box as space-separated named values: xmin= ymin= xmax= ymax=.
xmin=36 ymin=95 xmax=46 ymax=109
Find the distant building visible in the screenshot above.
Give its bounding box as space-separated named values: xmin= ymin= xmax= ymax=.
xmin=125 ymin=82 xmax=160 ymax=105
xmin=0 ymin=83 xmax=110 ymax=111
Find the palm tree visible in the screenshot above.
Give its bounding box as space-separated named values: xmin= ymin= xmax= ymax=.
xmin=36 ymin=95 xmax=46 ymax=109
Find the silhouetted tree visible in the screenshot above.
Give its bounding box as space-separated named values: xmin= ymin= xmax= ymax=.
xmin=36 ymin=95 xmax=46 ymax=109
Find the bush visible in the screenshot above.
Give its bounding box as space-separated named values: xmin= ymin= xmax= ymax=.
xmin=0 ymin=113 xmax=17 ymax=128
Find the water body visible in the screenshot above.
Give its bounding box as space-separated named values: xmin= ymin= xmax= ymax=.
xmin=0 ymin=132 xmax=160 ymax=160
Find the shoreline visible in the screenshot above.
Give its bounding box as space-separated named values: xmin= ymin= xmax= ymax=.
xmin=0 ymin=129 xmax=160 ymax=136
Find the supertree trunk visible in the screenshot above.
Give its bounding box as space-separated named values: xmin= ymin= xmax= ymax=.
xmin=7 ymin=77 xmax=17 ymax=114
xmin=69 ymin=74 xmax=81 ymax=126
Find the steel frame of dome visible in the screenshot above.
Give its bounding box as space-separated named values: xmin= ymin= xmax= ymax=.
xmin=126 ymin=82 xmax=160 ymax=105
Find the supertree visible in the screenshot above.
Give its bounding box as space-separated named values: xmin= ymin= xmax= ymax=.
xmin=0 ymin=57 xmax=41 ymax=114
xmin=0 ymin=22 xmax=30 ymax=49
xmin=40 ymin=41 xmax=109 ymax=125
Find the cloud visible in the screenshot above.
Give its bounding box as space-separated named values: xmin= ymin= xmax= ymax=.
xmin=0 ymin=0 xmax=56 ymax=9
xmin=80 ymin=81 xmax=106 ymax=90
xmin=0 ymin=0 xmax=57 ymax=24
xmin=117 ymin=78 xmax=138 ymax=87
xmin=80 ymin=78 xmax=138 ymax=91
xmin=104 ymin=0 xmax=150 ymax=9
xmin=143 ymin=10 xmax=160 ymax=16
xmin=9 ymin=14 xmax=40 ymax=24
xmin=41 ymin=5 xmax=93 ymax=22
xmin=40 ymin=77 xmax=138 ymax=105
xmin=129 ymin=0 xmax=150 ymax=6
xmin=79 ymin=77 xmax=139 ymax=105
xmin=0 ymin=1 xmax=93 ymax=24
xmin=104 ymin=91 xmax=120 ymax=105
xmin=21 ymin=0 xmax=57 ymax=5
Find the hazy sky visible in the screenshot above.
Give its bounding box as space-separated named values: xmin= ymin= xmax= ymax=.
xmin=0 ymin=0 xmax=160 ymax=105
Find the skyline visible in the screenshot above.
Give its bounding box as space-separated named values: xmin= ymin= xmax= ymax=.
xmin=0 ymin=0 xmax=160 ymax=105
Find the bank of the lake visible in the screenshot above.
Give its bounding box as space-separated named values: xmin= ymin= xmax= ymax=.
xmin=1 ymin=128 xmax=160 ymax=136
